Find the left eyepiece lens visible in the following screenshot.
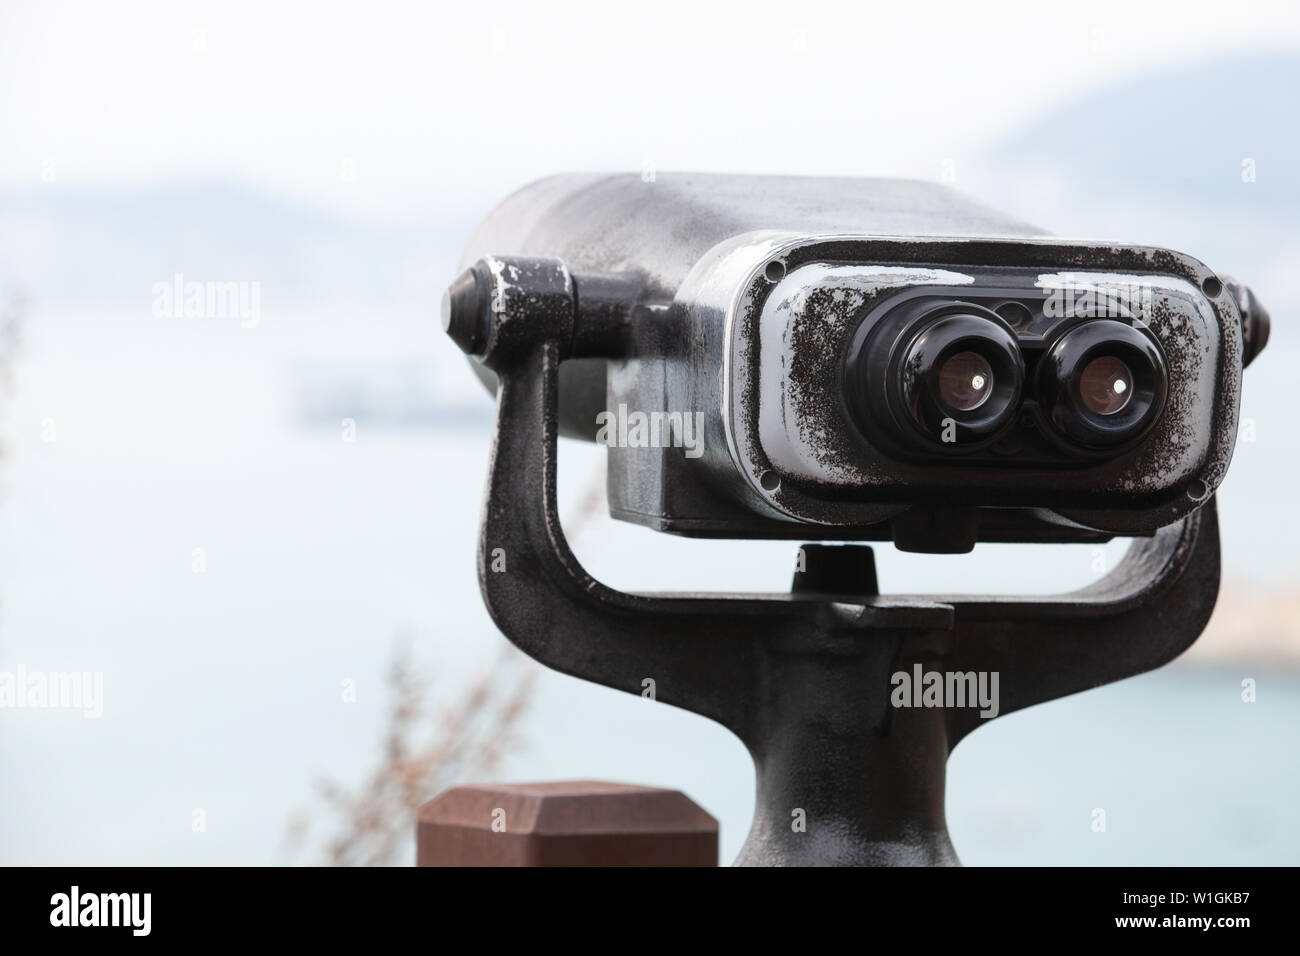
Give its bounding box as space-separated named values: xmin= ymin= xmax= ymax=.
xmin=845 ymin=301 xmax=1026 ymax=454
xmin=894 ymin=310 xmax=1025 ymax=447
xmin=938 ymin=351 xmax=995 ymax=412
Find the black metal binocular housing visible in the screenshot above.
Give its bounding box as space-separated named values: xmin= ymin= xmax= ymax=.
xmin=446 ymin=173 xmax=1267 ymax=554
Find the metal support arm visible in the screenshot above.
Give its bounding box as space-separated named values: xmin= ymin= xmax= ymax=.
xmin=475 ymin=330 xmax=1220 ymax=866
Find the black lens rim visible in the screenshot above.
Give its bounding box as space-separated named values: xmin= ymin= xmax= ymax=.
xmin=892 ymin=308 xmax=1025 ymax=448
xmin=1038 ymin=319 xmax=1167 ymax=448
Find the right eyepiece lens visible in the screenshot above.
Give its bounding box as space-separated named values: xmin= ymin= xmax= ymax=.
xmin=1078 ymin=355 xmax=1133 ymax=416
xmin=1038 ymin=319 xmax=1167 ymax=450
xmin=938 ymin=351 xmax=995 ymax=411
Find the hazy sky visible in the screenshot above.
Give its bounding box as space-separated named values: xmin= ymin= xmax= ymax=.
xmin=5 ymin=0 xmax=1300 ymax=219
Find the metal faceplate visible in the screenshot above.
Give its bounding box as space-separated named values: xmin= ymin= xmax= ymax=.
xmin=705 ymin=233 xmax=1242 ymax=534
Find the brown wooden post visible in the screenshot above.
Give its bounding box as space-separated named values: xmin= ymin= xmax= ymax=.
xmin=416 ymin=781 xmax=718 ymax=866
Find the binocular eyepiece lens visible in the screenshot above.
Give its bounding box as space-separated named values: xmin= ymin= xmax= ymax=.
xmin=1078 ymin=355 xmax=1134 ymax=416
xmin=852 ymin=306 xmax=1025 ymax=450
xmin=848 ymin=303 xmax=1168 ymax=457
xmin=938 ymin=351 xmax=995 ymax=411
xmin=1038 ymin=320 xmax=1167 ymax=449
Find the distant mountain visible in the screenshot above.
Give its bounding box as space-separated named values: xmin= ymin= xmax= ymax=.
xmin=990 ymin=52 xmax=1299 ymax=209
xmin=0 ymin=179 xmax=478 ymax=308
xmin=0 ymin=179 xmax=496 ymax=425
xmin=975 ymin=51 xmax=1300 ymax=344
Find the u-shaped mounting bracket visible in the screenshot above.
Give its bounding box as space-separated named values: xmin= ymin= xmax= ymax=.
xmin=472 ymin=318 xmax=1220 ymax=865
